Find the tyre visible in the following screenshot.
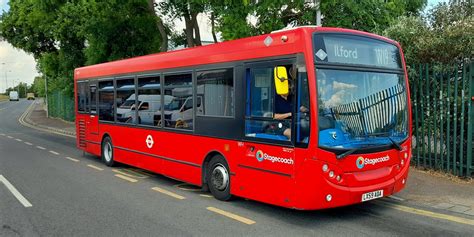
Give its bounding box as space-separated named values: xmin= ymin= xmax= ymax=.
xmin=207 ymin=155 xmax=232 ymax=201
xmin=101 ymin=136 xmax=115 ymax=167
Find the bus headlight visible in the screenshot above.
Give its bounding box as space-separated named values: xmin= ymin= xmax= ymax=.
xmin=322 ymin=164 xmax=329 ymax=172
xmin=329 ymin=171 xmax=335 ymax=178
xmin=326 ymin=194 xmax=332 ymax=202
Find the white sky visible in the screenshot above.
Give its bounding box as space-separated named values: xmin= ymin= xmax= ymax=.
xmin=0 ymin=0 xmax=448 ymax=93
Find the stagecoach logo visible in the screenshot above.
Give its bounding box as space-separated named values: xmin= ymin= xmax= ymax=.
xmin=146 ymin=135 xmax=154 ymax=149
xmin=330 ymin=131 xmax=337 ymax=140
xmin=356 ymin=155 xmax=390 ymax=169
xmin=255 ymin=150 xmax=294 ymax=165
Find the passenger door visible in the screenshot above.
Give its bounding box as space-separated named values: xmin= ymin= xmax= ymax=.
xmin=237 ymin=61 xmax=296 ymax=205
xmin=86 ymin=82 xmax=100 ymax=153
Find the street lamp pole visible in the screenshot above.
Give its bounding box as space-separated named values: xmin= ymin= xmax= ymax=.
xmin=44 ymin=75 xmax=48 ymax=118
xmin=315 ymin=0 xmax=321 ymax=27
xmin=1 ymin=63 xmax=6 ymax=93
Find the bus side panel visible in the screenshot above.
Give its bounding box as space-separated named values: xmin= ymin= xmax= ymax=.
xmin=103 ymin=125 xmax=164 ymax=174
xmin=158 ymin=133 xmax=232 ymax=186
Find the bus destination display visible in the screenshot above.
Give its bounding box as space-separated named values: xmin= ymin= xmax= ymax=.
xmin=314 ymin=34 xmax=402 ymax=69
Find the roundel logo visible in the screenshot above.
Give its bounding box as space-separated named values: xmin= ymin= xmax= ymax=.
xmin=256 ymin=150 xmax=264 ymax=162
xmin=356 ymin=156 xmax=365 ymax=169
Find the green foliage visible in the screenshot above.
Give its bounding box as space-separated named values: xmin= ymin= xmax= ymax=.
xmin=83 ymin=0 xmax=161 ymax=65
xmin=321 ymin=0 xmax=427 ymax=33
xmin=32 ymin=76 xmax=45 ymax=97
xmin=384 ymin=1 xmax=473 ymax=64
xmin=1 ymin=0 xmax=161 ymax=101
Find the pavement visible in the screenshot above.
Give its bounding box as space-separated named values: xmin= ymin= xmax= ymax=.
xmin=21 ymin=99 xmax=76 ymax=137
xmin=1 ymin=99 xmax=473 ymax=236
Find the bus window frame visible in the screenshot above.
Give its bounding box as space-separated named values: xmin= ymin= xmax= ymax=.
xmin=243 ymin=58 xmax=296 ymax=147
xmin=115 ymin=76 xmax=137 ymax=125
xmin=136 ymin=73 xmax=162 ymax=129
xmin=76 ymin=80 xmax=89 ymax=114
xmin=97 ymin=78 xmax=115 ymax=123
xmin=195 ymin=66 xmax=236 ymax=119
xmin=162 ymin=70 xmax=194 ymax=132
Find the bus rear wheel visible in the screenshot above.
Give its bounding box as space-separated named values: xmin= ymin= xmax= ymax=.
xmin=207 ymin=155 xmax=232 ymax=201
xmin=101 ymin=136 xmax=115 ymax=167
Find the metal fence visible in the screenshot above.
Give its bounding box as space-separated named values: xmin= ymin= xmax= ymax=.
xmin=47 ymin=91 xmax=75 ymax=122
xmin=410 ymin=62 xmax=473 ymax=177
xmin=330 ymin=84 xmax=407 ymax=137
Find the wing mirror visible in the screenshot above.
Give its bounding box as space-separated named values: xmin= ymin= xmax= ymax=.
xmin=274 ymin=66 xmax=289 ymax=95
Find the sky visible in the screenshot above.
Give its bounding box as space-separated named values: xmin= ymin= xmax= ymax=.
xmin=0 ymin=0 xmax=448 ymax=93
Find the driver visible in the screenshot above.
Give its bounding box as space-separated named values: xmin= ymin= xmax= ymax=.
xmin=274 ymin=67 xmax=308 ymax=140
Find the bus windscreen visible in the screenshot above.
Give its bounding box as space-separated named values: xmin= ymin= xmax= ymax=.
xmin=313 ymin=34 xmax=402 ymax=69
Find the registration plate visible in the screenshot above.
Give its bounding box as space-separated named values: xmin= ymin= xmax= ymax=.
xmin=361 ymin=190 xmax=383 ymax=202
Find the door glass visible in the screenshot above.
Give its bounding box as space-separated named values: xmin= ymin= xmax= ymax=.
xmin=89 ymin=85 xmax=97 ymax=114
xmin=245 ymin=65 xmax=295 ymax=142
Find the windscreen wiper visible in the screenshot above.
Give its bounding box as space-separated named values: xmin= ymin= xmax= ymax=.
xmin=336 ymin=148 xmax=358 ymax=160
xmin=388 ymin=137 xmax=402 ymax=151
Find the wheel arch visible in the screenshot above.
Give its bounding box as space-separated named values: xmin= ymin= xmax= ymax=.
xmin=201 ymin=150 xmax=228 ymax=190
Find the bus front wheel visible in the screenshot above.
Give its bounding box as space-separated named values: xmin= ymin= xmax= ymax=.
xmin=101 ymin=136 xmax=115 ymax=167
xmin=207 ymin=155 xmax=232 ymax=201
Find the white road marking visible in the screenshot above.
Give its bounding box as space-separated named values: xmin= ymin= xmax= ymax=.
xmin=24 ymin=142 xmax=33 ymax=146
xmin=65 ymin=157 xmax=79 ymax=162
xmin=36 ymin=146 xmax=46 ymax=150
xmin=49 ymin=150 xmax=60 ymax=155
xmin=0 ymin=133 xmax=5 ymax=136
xmin=7 ymin=136 xmax=13 ymax=139
xmin=15 ymin=139 xmax=22 ymax=142
xmin=0 ymin=175 xmax=32 ymax=207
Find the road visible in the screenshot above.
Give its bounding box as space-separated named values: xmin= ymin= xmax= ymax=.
xmin=0 ymin=100 xmax=473 ymax=236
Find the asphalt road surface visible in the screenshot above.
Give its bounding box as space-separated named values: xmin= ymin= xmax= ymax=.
xmin=1 ymin=100 xmax=473 ymax=236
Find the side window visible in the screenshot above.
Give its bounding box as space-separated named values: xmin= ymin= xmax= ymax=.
xmin=116 ymin=78 xmax=135 ymax=124
xmin=99 ymin=80 xmax=114 ymax=121
xmin=90 ymin=85 xmax=97 ymax=114
xmin=245 ymin=65 xmax=295 ymax=141
xmin=196 ymin=68 xmax=234 ymax=117
xmin=138 ymin=76 xmax=161 ymax=126
xmin=77 ymin=82 xmax=88 ymax=113
xmin=163 ymin=73 xmax=193 ymax=130
xmin=296 ymin=67 xmax=310 ymax=145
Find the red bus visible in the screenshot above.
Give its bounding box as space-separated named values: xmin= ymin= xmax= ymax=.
xmin=75 ymin=26 xmax=412 ymax=210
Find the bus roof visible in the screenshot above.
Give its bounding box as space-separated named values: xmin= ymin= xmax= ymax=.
xmin=74 ymin=27 xmax=398 ymax=80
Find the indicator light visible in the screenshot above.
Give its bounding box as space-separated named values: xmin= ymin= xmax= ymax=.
xmin=322 ymin=164 xmax=328 ymax=172
xmin=402 ymin=178 xmax=406 ymax=184
xmin=336 ymin=175 xmax=341 ymax=182
xmin=404 ymin=153 xmax=408 ymax=159
xmin=401 ymin=159 xmax=405 ymax=166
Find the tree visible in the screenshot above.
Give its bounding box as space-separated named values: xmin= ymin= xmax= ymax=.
xmin=321 ymin=0 xmax=427 ymax=34
xmin=1 ymin=0 xmax=162 ymax=98
xmin=214 ymin=0 xmax=427 ymax=41
xmin=157 ymin=0 xmax=207 ymax=48
xmin=32 ymin=76 xmax=45 ymax=97
xmin=384 ymin=1 xmax=473 ymax=64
